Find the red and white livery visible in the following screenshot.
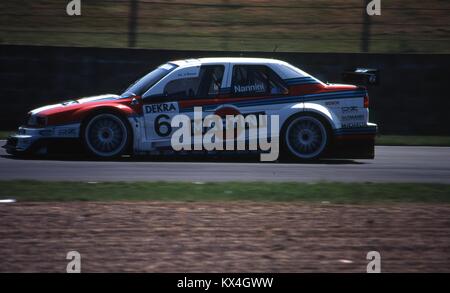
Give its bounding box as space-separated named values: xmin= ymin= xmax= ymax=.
xmin=4 ymin=57 xmax=377 ymax=160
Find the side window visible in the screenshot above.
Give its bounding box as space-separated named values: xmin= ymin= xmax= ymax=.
xmin=162 ymin=65 xmax=225 ymax=99
xmin=164 ymin=77 xmax=201 ymax=99
xmin=197 ymin=65 xmax=225 ymax=98
xmin=232 ymin=65 xmax=287 ymax=96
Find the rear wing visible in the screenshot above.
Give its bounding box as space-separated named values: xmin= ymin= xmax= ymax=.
xmin=342 ymin=68 xmax=380 ymax=86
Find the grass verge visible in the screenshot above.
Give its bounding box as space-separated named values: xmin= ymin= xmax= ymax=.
xmin=0 ymin=181 xmax=449 ymax=203
xmin=376 ymin=135 xmax=450 ymax=147
xmin=0 ymin=131 xmax=12 ymax=139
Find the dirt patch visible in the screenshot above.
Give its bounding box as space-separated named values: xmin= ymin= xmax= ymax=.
xmin=1 ymin=202 xmax=449 ymax=272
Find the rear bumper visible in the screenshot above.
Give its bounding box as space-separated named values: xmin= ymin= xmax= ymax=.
xmin=328 ymin=123 xmax=377 ymax=159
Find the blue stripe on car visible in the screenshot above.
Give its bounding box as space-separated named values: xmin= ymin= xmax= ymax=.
xmin=180 ymin=90 xmax=366 ymax=112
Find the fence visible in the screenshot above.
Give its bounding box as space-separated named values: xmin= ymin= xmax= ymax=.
xmin=1 ymin=0 xmax=449 ymax=53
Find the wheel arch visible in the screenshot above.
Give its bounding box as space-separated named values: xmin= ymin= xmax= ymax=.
xmin=281 ymin=110 xmax=333 ymax=138
xmin=79 ymin=106 xmax=134 ymax=154
xmin=301 ymin=102 xmax=337 ymax=129
xmin=280 ymin=111 xmax=333 ymax=161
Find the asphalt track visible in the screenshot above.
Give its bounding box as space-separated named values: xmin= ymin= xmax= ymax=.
xmin=0 ymin=141 xmax=450 ymax=183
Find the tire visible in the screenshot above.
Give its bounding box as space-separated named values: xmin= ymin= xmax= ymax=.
xmin=282 ymin=114 xmax=329 ymax=161
xmin=82 ymin=113 xmax=131 ymax=158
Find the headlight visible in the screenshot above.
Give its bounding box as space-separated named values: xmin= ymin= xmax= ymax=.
xmin=27 ymin=115 xmax=47 ymax=127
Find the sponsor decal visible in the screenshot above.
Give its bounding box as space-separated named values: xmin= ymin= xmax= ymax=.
xmin=234 ymin=84 xmax=265 ymax=94
xmin=177 ymin=72 xmax=197 ymax=77
xmin=56 ymin=128 xmax=78 ymax=137
xmin=143 ymin=102 xmax=179 ymax=139
xmin=145 ymin=103 xmax=177 ymax=114
xmin=342 ymin=106 xmax=358 ymax=113
xmin=342 ymin=122 xmax=366 ymax=128
xmin=341 ymin=114 xmax=365 ymax=121
xmin=325 ymin=100 xmax=340 ymax=106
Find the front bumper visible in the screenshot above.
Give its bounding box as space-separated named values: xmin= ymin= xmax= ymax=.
xmin=3 ymin=134 xmax=34 ymax=154
xmin=2 ymin=124 xmax=80 ymax=155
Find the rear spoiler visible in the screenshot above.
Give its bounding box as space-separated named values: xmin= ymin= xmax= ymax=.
xmin=342 ymin=68 xmax=380 ymax=86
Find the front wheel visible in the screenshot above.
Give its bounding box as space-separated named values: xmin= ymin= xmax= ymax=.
xmin=282 ymin=115 xmax=329 ymax=160
xmin=82 ymin=113 xmax=130 ymax=158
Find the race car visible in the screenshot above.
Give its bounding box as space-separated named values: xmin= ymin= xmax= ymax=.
xmin=3 ymin=57 xmax=377 ymax=160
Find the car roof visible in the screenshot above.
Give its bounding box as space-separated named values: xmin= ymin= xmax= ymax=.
xmin=170 ymin=57 xmax=285 ymax=67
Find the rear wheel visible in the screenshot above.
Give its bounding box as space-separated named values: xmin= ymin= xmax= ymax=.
xmin=283 ymin=115 xmax=329 ymax=160
xmin=83 ymin=113 xmax=130 ymax=158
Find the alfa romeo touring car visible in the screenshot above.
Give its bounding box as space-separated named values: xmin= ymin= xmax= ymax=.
xmin=3 ymin=57 xmax=377 ymax=160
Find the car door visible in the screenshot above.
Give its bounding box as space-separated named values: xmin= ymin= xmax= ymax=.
xmin=141 ymin=64 xmax=228 ymax=150
xmin=224 ymin=64 xmax=289 ymax=143
xmin=176 ymin=64 xmax=228 ymax=149
xmin=228 ymin=64 xmax=288 ymax=113
xmin=140 ymin=65 xmax=199 ymax=149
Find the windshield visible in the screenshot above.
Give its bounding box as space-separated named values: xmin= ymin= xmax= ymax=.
xmin=121 ymin=63 xmax=178 ymax=97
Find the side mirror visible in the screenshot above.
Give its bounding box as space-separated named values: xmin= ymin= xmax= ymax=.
xmin=342 ymin=68 xmax=380 ymax=86
xmin=130 ymin=97 xmax=139 ymax=105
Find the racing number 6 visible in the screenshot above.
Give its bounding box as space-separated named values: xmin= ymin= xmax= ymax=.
xmin=155 ymin=114 xmax=172 ymax=137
